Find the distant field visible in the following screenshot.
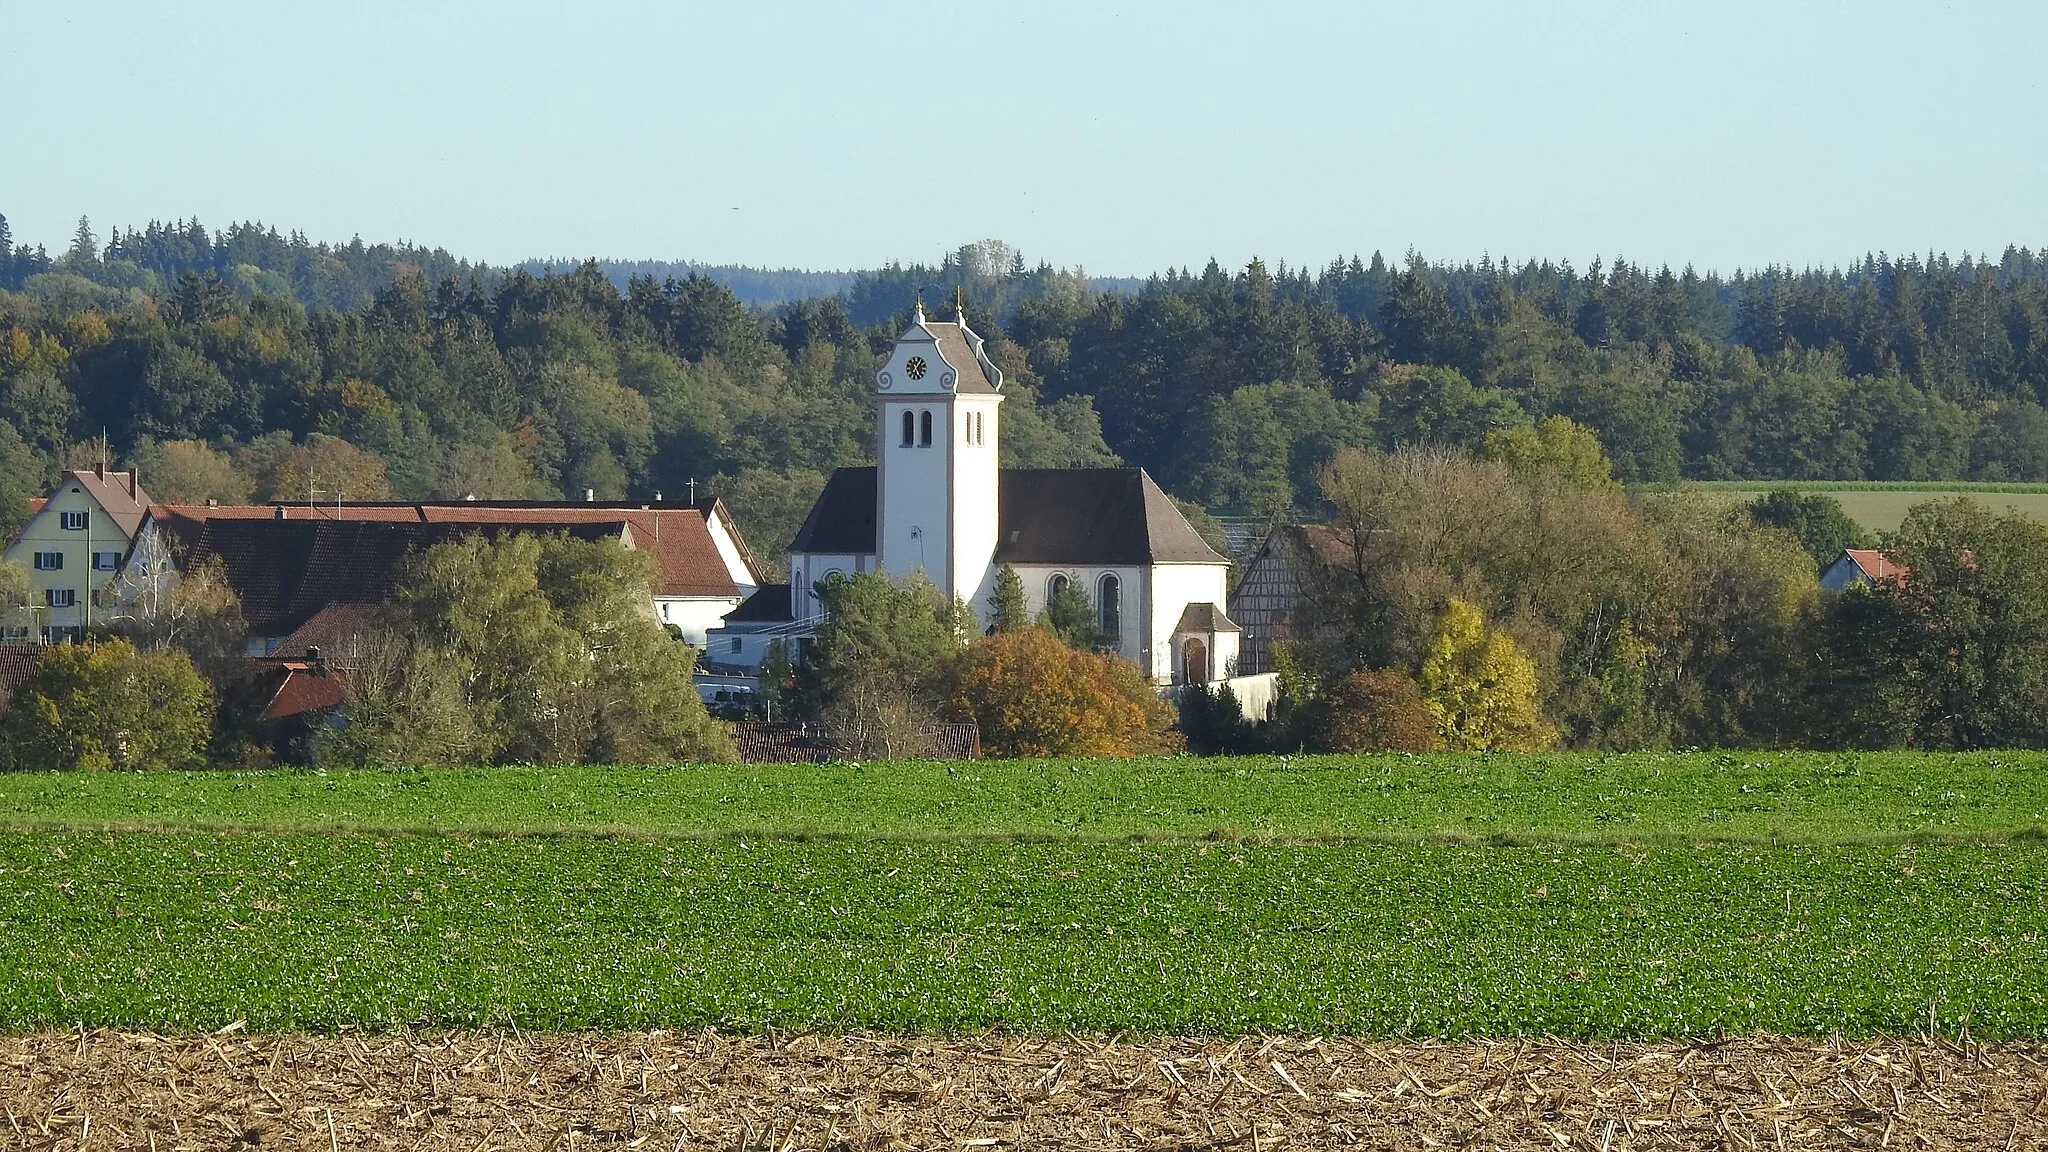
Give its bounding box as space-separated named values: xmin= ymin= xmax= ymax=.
xmin=4 ymin=754 xmax=2046 ymax=1037
xmin=1687 ymin=481 xmax=2048 ymax=533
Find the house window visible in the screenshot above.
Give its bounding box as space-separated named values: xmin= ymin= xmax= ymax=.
xmin=33 ymin=552 xmax=61 ymax=571
xmin=93 ymin=551 xmax=120 ymax=571
xmin=1098 ymin=574 xmax=1121 ymax=638
xmin=59 ymin=511 xmax=88 ymax=531
xmin=43 ymin=626 xmax=83 ymax=645
xmin=919 ymin=410 xmax=932 ymax=447
xmin=901 ymin=410 xmax=915 ymax=446
xmin=729 ymin=637 xmax=743 ymax=654
xmin=46 ymin=588 xmax=76 ymax=608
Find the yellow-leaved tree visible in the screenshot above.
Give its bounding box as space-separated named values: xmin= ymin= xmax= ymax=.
xmin=1419 ymin=598 xmax=1552 ymax=751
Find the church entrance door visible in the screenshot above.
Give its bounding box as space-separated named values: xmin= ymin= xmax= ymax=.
xmin=1182 ymin=638 xmax=1209 ymax=686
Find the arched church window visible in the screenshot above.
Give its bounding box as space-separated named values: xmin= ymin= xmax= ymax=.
xmin=919 ymin=410 xmax=933 ymax=446
xmin=901 ymin=410 xmax=915 ymax=447
xmin=974 ymin=412 xmax=985 ymax=444
xmin=1098 ymin=574 xmax=1121 ymax=639
xmin=1047 ymin=573 xmax=1068 ymax=602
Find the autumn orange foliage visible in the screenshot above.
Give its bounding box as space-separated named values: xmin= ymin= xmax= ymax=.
xmin=942 ymin=627 xmax=1180 ymax=758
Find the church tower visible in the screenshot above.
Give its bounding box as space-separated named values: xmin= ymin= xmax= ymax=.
xmin=874 ymin=299 xmax=1005 ymax=608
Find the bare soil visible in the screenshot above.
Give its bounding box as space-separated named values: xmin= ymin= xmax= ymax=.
xmin=3 ymin=1029 xmax=2044 ymax=1150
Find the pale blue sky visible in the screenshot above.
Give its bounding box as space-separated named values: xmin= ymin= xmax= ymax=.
xmin=3 ymin=0 xmax=2041 ymax=276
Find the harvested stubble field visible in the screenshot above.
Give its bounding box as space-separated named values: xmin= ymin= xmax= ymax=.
xmin=3 ymin=1028 xmax=2044 ymax=1150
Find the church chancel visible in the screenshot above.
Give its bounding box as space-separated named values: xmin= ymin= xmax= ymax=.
xmin=711 ymin=302 xmax=1246 ymax=690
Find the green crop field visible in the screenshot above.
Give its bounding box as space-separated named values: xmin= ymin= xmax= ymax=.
xmin=1686 ymin=481 xmax=2048 ymax=534
xmin=3 ymin=753 xmax=2046 ymax=1037
xmin=5 ymin=752 xmax=2046 ymax=845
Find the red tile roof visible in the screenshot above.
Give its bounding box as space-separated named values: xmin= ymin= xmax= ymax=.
xmin=50 ymin=469 xmax=151 ymax=536
xmin=1844 ymin=548 xmax=1909 ymax=582
xmin=259 ymin=663 xmax=347 ymax=721
xmin=0 ymin=647 xmax=45 ymax=708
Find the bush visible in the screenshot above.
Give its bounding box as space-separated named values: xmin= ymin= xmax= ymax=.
xmin=942 ymin=627 xmax=1178 ymax=757
xmin=1313 ymin=668 xmax=1436 ymax=752
xmin=0 ymin=639 xmax=213 ymax=771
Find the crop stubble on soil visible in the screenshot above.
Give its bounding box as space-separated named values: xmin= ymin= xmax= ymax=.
xmin=4 ymin=1029 xmax=2044 ymax=1150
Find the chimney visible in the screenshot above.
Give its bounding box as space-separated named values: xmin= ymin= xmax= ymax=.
xmin=127 ymin=469 xmax=138 ymax=500
xmin=654 ymin=491 xmax=663 ymax=502
xmin=274 ymin=506 xmax=287 ymax=520
xmin=95 ymin=462 xmax=105 ymax=480
xmin=206 ymin=497 xmax=219 ymax=508
xmin=463 ymin=493 xmax=476 ymax=501
xmin=308 ymin=646 xmax=326 ymax=675
xmin=584 ymin=489 xmax=596 ymax=502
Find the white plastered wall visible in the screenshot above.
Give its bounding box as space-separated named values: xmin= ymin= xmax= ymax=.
xmin=788 ymin=552 xmax=871 ymax=620
xmin=656 ymin=595 xmax=745 ymax=648
xmin=1145 ymin=562 xmax=1232 ymax=683
xmin=1004 ymin=563 xmax=1147 ymax=662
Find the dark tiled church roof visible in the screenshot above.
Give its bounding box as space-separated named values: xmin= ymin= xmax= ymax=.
xmin=790 ymin=467 xmax=1225 ymax=566
xmin=995 ymin=469 xmax=1223 ymax=565
xmin=790 ymin=468 xmax=879 ymax=555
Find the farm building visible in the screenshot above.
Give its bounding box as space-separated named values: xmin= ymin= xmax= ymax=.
xmin=1227 ymin=524 xmax=1350 ymax=676
xmin=141 ymin=498 xmax=762 ymax=647
xmin=1820 ymin=548 xmax=1908 ymax=592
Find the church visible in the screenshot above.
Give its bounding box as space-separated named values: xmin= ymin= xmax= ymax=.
xmin=709 ymin=302 xmax=1243 ymax=687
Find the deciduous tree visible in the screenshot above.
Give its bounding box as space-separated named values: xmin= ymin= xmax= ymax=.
xmin=0 ymin=638 xmax=213 ymax=771
xmin=1419 ymin=598 xmax=1550 ymax=751
xmin=942 ymin=627 xmax=1178 ymax=757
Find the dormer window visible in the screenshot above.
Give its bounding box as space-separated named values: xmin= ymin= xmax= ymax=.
xmin=901 ymin=410 xmax=915 ymax=447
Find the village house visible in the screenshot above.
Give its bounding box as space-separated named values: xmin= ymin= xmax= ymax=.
xmin=1820 ymin=547 xmax=1908 ymax=592
xmin=710 ymin=302 xmax=1262 ymax=706
xmin=1 ymin=466 xmax=151 ymax=644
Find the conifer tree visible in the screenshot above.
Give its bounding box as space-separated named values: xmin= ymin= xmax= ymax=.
xmin=66 ymin=215 xmax=97 ymax=267
xmin=987 ymin=564 xmax=1029 ymax=633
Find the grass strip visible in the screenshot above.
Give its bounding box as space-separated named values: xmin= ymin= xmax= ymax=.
xmin=3 ymin=752 xmax=2046 ymax=846
xmin=3 ymin=831 xmax=2044 ymax=1037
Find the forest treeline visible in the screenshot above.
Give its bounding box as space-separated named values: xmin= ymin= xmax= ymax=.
xmin=3 ymin=211 xmax=2047 ymax=558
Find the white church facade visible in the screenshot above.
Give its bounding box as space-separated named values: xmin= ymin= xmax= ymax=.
xmin=710 ymin=304 xmax=1243 ymax=687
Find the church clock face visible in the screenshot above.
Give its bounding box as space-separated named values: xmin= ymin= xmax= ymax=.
xmin=904 ymin=356 xmax=928 ymax=381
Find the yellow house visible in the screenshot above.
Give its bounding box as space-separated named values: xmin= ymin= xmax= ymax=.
xmin=1 ymin=468 xmax=152 ymax=644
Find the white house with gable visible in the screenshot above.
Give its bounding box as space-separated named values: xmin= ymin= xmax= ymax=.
xmin=712 ymin=302 xmax=1251 ymax=692
xmin=2 ymin=467 xmax=151 ymax=644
